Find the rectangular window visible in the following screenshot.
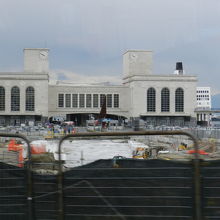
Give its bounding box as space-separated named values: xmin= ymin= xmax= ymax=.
xmin=72 ymin=94 xmax=78 ymax=108
xmin=0 ymin=89 xmax=5 ymax=111
xmin=147 ymin=88 xmax=156 ymax=112
xmin=107 ymin=94 xmax=112 ymax=108
xmin=25 ymin=87 xmax=35 ymax=111
xmin=100 ymin=94 xmax=106 ymax=107
xmin=26 ymin=96 xmax=35 ymax=111
xmin=65 ymin=94 xmax=71 ymax=108
xmin=0 ymin=118 xmax=5 ymax=126
xmin=58 ymin=94 xmax=64 ymax=107
xmin=79 ymin=94 xmax=85 ymax=108
xmin=86 ymin=94 xmax=92 ymax=108
xmin=93 ymin=94 xmax=98 ymax=108
xmin=161 ymin=89 xmax=170 ymax=112
xmin=114 ymin=94 xmax=119 ymax=108
xmin=11 ymin=87 xmax=20 ymax=111
xmin=0 ymin=102 xmax=5 ymax=111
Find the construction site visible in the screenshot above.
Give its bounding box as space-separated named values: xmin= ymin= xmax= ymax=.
xmin=0 ymin=130 xmax=220 ymax=220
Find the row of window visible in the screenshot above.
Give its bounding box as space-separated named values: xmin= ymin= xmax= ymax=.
xmin=197 ymin=90 xmax=209 ymax=93
xmin=198 ymin=102 xmax=210 ymax=105
xmin=197 ymin=98 xmax=209 ymax=101
xmin=197 ymin=95 xmax=210 ymax=98
xmin=58 ymin=93 xmax=120 ymax=108
xmin=147 ymin=87 xmax=184 ymax=112
xmin=0 ymin=86 xmax=185 ymax=113
xmin=0 ymin=86 xmax=35 ymax=111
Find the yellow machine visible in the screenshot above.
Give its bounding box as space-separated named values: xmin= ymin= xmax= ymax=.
xmin=178 ymin=142 xmax=187 ymax=151
xmin=132 ymin=147 xmax=148 ymax=159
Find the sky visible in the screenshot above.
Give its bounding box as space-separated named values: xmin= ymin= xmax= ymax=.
xmin=0 ymin=0 xmax=220 ymax=93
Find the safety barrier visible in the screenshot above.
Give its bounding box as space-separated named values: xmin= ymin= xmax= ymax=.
xmin=0 ymin=131 xmax=219 ymax=220
xmin=0 ymin=133 xmax=32 ymax=220
xmin=57 ymin=131 xmax=201 ymax=220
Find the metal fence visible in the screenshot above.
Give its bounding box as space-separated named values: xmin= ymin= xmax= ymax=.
xmin=189 ymin=129 xmax=220 ymax=140
xmin=0 ymin=133 xmax=32 ymax=220
xmin=0 ymin=131 xmax=219 ymax=220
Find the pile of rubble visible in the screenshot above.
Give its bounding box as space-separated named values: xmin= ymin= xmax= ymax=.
xmin=157 ymin=138 xmax=220 ymax=161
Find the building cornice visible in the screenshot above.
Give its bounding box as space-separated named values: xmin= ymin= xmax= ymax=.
xmin=0 ymin=72 xmax=49 ymax=80
xmin=49 ymin=82 xmax=129 ymax=89
xmin=123 ymin=50 xmax=153 ymax=55
xmin=123 ymin=74 xmax=197 ymax=83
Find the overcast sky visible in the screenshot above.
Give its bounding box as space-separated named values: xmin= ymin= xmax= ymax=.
xmin=0 ymin=0 xmax=220 ymax=93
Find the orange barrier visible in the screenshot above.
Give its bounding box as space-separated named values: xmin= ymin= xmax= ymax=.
xmin=187 ymin=149 xmax=209 ymax=155
xmin=8 ymin=139 xmax=23 ymax=151
xmin=31 ymin=144 xmax=46 ymax=154
xmin=8 ymin=139 xmax=24 ymax=167
xmin=8 ymin=139 xmax=17 ymax=151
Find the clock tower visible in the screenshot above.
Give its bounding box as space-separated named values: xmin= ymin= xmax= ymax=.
xmin=123 ymin=50 xmax=152 ymax=79
xmin=24 ymin=48 xmax=49 ymax=72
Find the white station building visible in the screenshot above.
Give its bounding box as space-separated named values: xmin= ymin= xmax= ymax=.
xmin=0 ymin=48 xmax=198 ymax=126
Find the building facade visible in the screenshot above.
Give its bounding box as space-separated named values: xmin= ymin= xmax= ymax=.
xmin=195 ymin=87 xmax=212 ymax=126
xmin=0 ymin=48 xmax=197 ymax=126
xmin=196 ymin=87 xmax=211 ymax=109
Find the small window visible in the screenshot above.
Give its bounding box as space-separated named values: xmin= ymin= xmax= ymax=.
xmin=114 ymin=94 xmax=119 ymax=108
xmin=26 ymin=87 xmax=35 ymax=111
xmin=79 ymin=94 xmax=85 ymax=108
xmin=147 ymin=88 xmax=156 ymax=112
xmin=161 ymin=88 xmax=170 ymax=112
xmin=107 ymin=94 xmax=112 ymax=108
xmin=93 ymin=94 xmax=98 ymax=108
xmin=58 ymin=94 xmax=64 ymax=107
xmin=86 ymin=94 xmax=92 ymax=108
xmin=11 ymin=86 xmax=20 ymax=111
xmin=175 ymin=88 xmax=184 ymax=112
xmin=100 ymin=94 xmax=106 ymax=107
xmin=65 ymin=94 xmax=71 ymax=107
xmin=0 ymin=87 xmax=5 ymax=111
xmin=72 ymin=94 xmax=78 ymax=108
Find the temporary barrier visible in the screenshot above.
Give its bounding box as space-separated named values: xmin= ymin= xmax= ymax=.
xmin=8 ymin=139 xmax=22 ymax=151
xmin=187 ymin=149 xmax=209 ymax=155
xmin=2 ymin=131 xmax=220 ymax=220
xmin=30 ymin=144 xmax=46 ymax=154
xmin=0 ymin=133 xmax=32 ymax=220
xmin=57 ymin=131 xmax=202 ymax=220
xmin=7 ymin=139 xmax=24 ymax=167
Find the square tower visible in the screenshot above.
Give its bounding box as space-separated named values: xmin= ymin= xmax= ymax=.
xmin=123 ymin=50 xmax=153 ymax=78
xmin=24 ymin=48 xmax=49 ymax=72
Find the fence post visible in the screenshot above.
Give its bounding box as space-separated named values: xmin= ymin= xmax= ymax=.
xmin=58 ymin=139 xmax=64 ymax=220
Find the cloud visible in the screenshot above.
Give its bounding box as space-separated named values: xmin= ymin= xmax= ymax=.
xmin=50 ymin=69 xmax=122 ymax=85
xmin=0 ymin=0 xmax=220 ymax=96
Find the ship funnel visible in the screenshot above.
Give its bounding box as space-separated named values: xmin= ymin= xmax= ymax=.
xmin=174 ymin=62 xmax=184 ymax=75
